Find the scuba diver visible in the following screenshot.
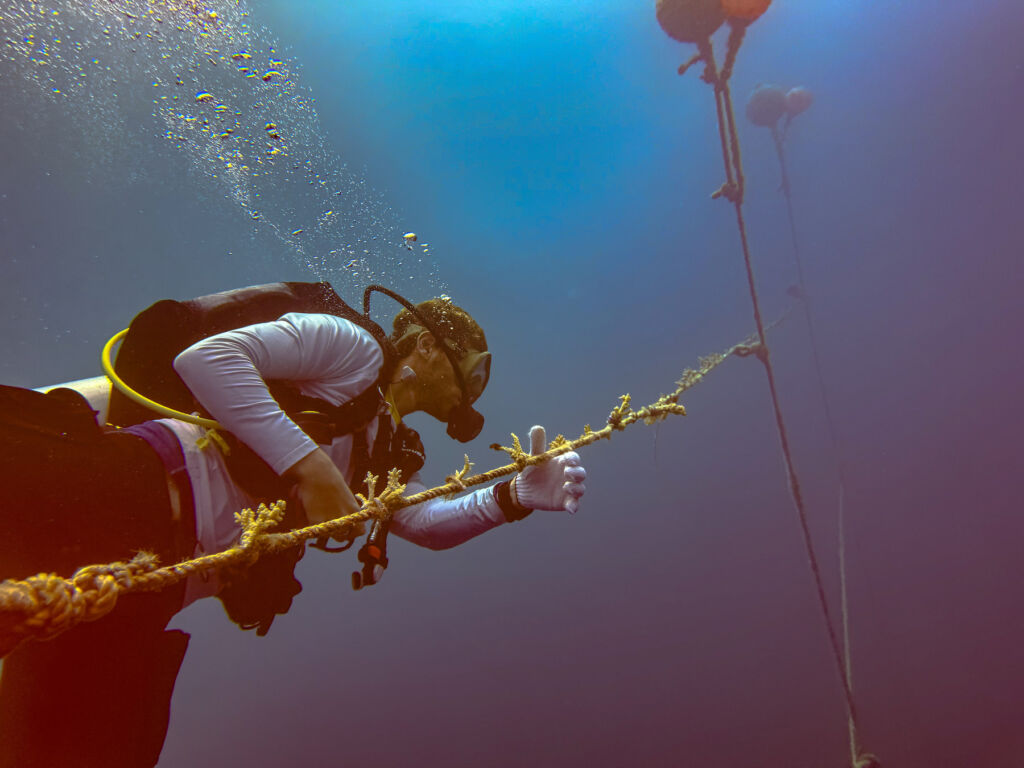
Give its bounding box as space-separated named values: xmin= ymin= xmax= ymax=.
xmin=0 ymin=282 xmax=587 ymax=768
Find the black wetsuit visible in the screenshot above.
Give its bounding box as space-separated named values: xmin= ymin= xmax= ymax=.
xmin=0 ymin=385 xmax=195 ymax=768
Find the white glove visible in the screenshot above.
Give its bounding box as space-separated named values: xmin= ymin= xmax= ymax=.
xmin=512 ymin=425 xmax=587 ymax=514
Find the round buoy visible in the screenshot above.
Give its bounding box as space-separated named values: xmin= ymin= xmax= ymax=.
xmin=785 ymin=86 xmax=814 ymax=117
xmin=721 ymin=0 xmax=772 ymax=22
xmin=745 ymin=83 xmax=787 ymax=127
xmin=656 ymin=0 xmax=725 ymax=44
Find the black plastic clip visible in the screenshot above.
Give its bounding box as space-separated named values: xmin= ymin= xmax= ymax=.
xmin=351 ymin=518 xmax=390 ymax=590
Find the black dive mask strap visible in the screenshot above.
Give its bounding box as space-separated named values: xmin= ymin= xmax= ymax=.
xmin=363 ymin=285 xmax=486 ymax=442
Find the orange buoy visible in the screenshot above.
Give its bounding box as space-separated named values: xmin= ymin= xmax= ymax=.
xmin=656 ymin=0 xmax=725 ymax=44
xmin=721 ymin=0 xmax=772 ymax=22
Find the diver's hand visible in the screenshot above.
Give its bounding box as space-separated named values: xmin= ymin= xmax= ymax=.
xmin=283 ymin=448 xmax=362 ymax=535
xmin=511 ymin=425 xmax=587 ymax=513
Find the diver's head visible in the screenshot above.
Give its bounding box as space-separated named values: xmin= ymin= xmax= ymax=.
xmin=390 ymin=297 xmax=490 ymax=441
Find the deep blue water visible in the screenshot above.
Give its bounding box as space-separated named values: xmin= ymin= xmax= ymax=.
xmin=1 ymin=1 xmax=1022 ymax=766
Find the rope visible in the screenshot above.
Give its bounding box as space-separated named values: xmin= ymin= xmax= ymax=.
xmin=773 ymin=116 xmax=863 ymax=765
xmin=839 ymin=482 xmax=858 ymax=765
xmin=680 ymin=30 xmax=866 ymax=757
xmin=0 ymin=335 xmax=756 ymax=658
xmin=771 ymin=123 xmax=843 ymax=466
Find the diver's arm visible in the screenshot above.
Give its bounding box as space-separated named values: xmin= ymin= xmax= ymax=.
xmin=390 ymin=475 xmax=510 ymax=550
xmin=283 ymin=447 xmax=362 ymax=526
xmin=173 ymin=312 xmax=381 ymax=474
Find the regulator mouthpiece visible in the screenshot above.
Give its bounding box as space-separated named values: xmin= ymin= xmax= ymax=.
xmin=446 ymin=402 xmax=484 ymax=442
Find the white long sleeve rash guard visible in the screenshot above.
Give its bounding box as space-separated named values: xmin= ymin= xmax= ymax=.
xmin=161 ymin=312 xmax=508 ymax=606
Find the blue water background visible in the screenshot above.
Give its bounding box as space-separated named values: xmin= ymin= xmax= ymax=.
xmin=1 ymin=0 xmax=1022 ymax=765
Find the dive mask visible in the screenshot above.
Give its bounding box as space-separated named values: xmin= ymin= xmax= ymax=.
xmin=445 ymin=345 xmax=490 ymax=442
xmin=454 ymin=346 xmax=490 ymax=404
xmin=395 ymin=324 xmax=491 ymax=442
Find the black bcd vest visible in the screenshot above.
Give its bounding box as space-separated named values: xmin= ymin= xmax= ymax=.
xmin=109 ymin=282 xmax=421 ymax=636
xmin=109 ymin=281 xmax=399 ymax=502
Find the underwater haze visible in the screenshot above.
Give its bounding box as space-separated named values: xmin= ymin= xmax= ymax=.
xmin=2 ymin=0 xmax=1023 ymax=766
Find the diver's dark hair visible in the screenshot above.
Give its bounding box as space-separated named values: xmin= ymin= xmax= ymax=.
xmin=391 ymin=297 xmax=487 ymax=357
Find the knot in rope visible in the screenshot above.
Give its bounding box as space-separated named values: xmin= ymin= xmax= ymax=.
xmin=711 ymin=181 xmax=741 ymax=203
xmin=364 ymin=494 xmax=391 ymax=523
xmin=73 ymin=550 xmax=159 ymax=594
xmin=732 ymin=341 xmax=767 ymax=363
xmin=355 ymin=469 xmax=405 ymax=524
xmin=443 ymin=474 xmax=466 ymax=492
xmin=0 ymin=550 xmax=160 ymax=658
xmin=733 ymin=342 xmax=765 ymax=366
xmin=24 ymin=573 xmax=103 ymax=637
